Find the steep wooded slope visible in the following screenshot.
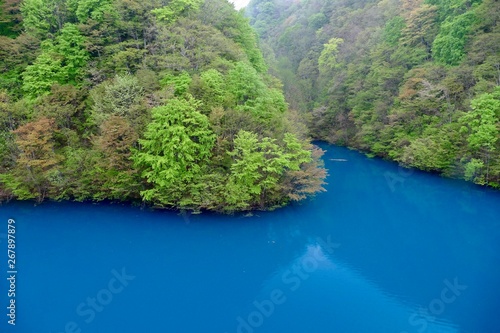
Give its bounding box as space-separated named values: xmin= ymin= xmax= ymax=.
xmin=0 ymin=0 xmax=326 ymax=211
xmin=248 ymin=0 xmax=500 ymax=186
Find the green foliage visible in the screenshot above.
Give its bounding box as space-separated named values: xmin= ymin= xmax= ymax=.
xmin=225 ymin=130 xmax=313 ymax=210
xmin=432 ymin=11 xmax=477 ymax=65
xmin=145 ymin=17 xmax=244 ymax=72
xmin=400 ymin=135 xmax=453 ymax=171
xmin=90 ymin=74 xmax=146 ymax=129
xmin=151 ymin=0 xmax=203 ymax=24
xmin=308 ymin=13 xmax=327 ymax=30
xmin=20 ymin=0 xmax=56 ymax=36
xmin=426 ymin=0 xmax=482 ymax=22
xmin=460 ymin=88 xmax=500 ymax=152
xmin=247 ymin=0 xmax=500 ymax=187
xmin=384 ymin=16 xmax=405 ymax=46
xmin=190 ymin=68 xmax=226 ymax=113
xmin=463 ymin=158 xmax=484 ymax=182
xmin=226 ymin=61 xmax=265 ymax=104
xmin=160 ymin=71 xmax=192 ymax=96
xmin=22 ymin=51 xmax=64 ymax=98
xmin=0 ymin=0 xmax=326 ymax=211
xmin=132 ymin=96 xmax=216 ymax=208
xmin=0 ymin=0 xmax=23 ymax=37
xmin=53 ymin=23 xmax=90 ymax=82
xmin=199 ymin=69 xmax=225 ymax=102
xmin=22 ymin=23 xmax=89 ymax=98
xmin=225 ymin=130 xmax=267 ymax=209
xmin=318 ymin=38 xmax=343 ymax=75
xmin=233 ymin=16 xmax=267 ymax=73
xmin=225 ymin=61 xmax=286 ymax=119
xmin=67 ymin=0 xmax=113 ymax=23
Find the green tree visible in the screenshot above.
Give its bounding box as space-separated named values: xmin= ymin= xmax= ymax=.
xmin=318 ymin=38 xmax=343 ymax=75
xmin=189 ymin=68 xmax=226 ymax=113
xmin=151 ymin=0 xmax=203 ymax=24
xmin=21 ymin=0 xmax=57 ymax=36
xmin=226 ymin=61 xmax=265 ymax=105
xmin=160 ymin=71 xmax=192 ymax=96
xmin=225 ymin=61 xmax=285 ymax=119
xmin=460 ymin=88 xmax=500 ymax=152
xmin=225 ymin=130 xmax=314 ymax=210
xmin=22 ymin=23 xmax=89 ymax=98
xmin=0 ymin=0 xmax=327 ymax=211
xmin=463 ymin=158 xmax=484 ymax=182
xmin=432 ymin=11 xmax=477 ymax=65
xmin=53 ymin=23 xmax=90 ymax=83
xmin=383 ymin=16 xmax=405 ymax=46
xmin=133 ymin=96 xmax=216 ymax=208
xmin=225 ymin=130 xmax=266 ymax=210
xmin=67 ymin=0 xmax=113 ymax=23
xmin=22 ymin=50 xmax=64 ymax=98
xmin=460 ymin=88 xmax=500 ymax=182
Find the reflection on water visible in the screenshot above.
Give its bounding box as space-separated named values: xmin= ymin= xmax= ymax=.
xmin=250 ymin=242 xmax=461 ymax=333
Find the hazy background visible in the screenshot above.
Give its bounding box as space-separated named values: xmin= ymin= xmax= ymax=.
xmin=230 ymin=0 xmax=250 ymax=9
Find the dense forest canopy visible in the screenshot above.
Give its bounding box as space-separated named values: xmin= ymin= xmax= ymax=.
xmin=247 ymin=0 xmax=500 ymax=187
xmin=0 ymin=0 xmax=326 ymax=212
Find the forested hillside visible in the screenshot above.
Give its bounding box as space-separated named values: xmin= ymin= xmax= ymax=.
xmin=0 ymin=0 xmax=326 ymax=211
xmin=247 ymin=0 xmax=500 ymax=187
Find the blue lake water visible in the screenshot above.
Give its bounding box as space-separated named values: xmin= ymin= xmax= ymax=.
xmin=1 ymin=143 xmax=500 ymax=333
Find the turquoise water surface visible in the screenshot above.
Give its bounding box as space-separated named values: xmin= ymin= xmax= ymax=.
xmin=1 ymin=143 xmax=499 ymax=333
